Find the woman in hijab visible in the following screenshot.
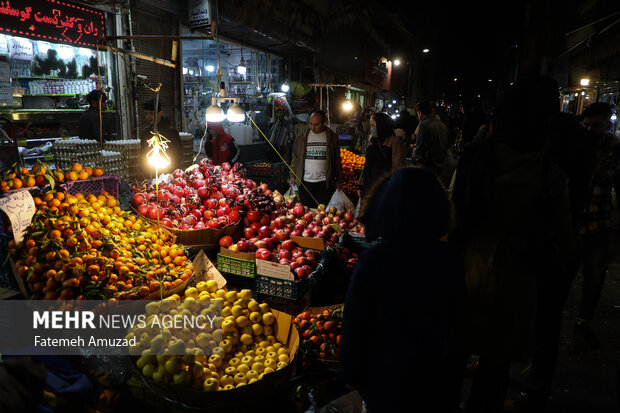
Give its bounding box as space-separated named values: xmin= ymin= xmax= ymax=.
xmin=340 ymin=167 xmax=466 ymax=413
xmin=358 ymin=112 xmax=406 ymax=200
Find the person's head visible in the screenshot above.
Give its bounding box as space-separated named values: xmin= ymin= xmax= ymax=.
xmin=582 ymin=102 xmax=613 ymax=137
xmin=309 ymin=110 xmax=326 ymax=134
xmin=416 ymin=100 xmax=434 ymax=120
xmin=359 ymin=167 xmax=451 ymax=241
xmin=370 ymin=112 xmax=395 ymax=141
xmin=144 ymin=99 xmax=162 ymax=125
xmin=86 ymin=90 xmax=107 ymax=110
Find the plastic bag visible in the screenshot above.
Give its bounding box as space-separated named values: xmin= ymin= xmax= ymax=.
xmin=354 ymin=197 xmax=362 ymax=218
xmin=327 ymin=189 xmax=355 ymax=211
xmin=283 ymin=185 xmax=299 ymax=202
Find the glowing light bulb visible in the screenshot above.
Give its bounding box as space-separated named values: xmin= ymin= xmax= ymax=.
xmin=580 ymin=78 xmax=590 ymax=86
xmin=147 ymin=147 xmax=170 ymax=169
xmin=206 ymin=65 xmax=215 ymax=72
xmin=227 ymin=103 xmax=246 ymax=123
xmin=206 ymin=104 xmax=225 ymax=122
xmin=281 ymin=84 xmax=289 ymax=93
xmin=343 ymin=100 xmax=353 ymax=111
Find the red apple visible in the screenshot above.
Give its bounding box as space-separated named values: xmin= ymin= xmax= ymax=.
xmin=274 ymin=229 xmax=288 ymax=242
xmin=236 ymin=240 xmax=250 ymax=252
xmin=250 ymin=222 xmax=261 ymax=232
xmin=281 ymin=240 xmax=297 ymax=251
xmin=292 ymin=204 xmax=305 ymax=218
xmin=138 ymin=204 xmax=149 ymax=216
xmin=255 ymin=248 xmax=272 ymax=261
xmin=279 ymin=258 xmax=290 ymax=265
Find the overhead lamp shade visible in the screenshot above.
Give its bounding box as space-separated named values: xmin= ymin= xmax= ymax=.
xmin=227 ymin=103 xmax=246 ymax=123
xmin=206 ymin=104 xmax=225 ymax=122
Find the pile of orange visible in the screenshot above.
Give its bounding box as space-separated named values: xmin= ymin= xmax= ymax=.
xmin=0 ymin=162 xmax=104 ymax=192
xmin=340 ymin=148 xmax=365 ymax=170
xmin=65 ymin=162 xmax=104 ymax=182
xmin=11 ymin=190 xmax=193 ymax=300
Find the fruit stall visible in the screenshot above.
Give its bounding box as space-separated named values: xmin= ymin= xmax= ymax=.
xmin=0 ymin=154 xmax=372 ymax=412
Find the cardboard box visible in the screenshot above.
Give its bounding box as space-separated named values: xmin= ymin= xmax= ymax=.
xmin=255 ymin=259 xmax=294 ymax=281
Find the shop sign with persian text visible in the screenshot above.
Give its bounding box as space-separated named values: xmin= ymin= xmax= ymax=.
xmin=0 ymin=0 xmax=105 ymax=49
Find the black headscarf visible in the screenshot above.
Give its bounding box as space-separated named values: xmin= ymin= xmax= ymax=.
xmin=362 ymin=167 xmax=451 ymax=241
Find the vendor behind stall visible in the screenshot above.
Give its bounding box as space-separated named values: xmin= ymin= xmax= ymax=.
xmin=79 ymin=90 xmax=112 ymax=141
xmin=140 ymin=99 xmax=183 ymax=178
xmin=204 ymin=122 xmax=240 ymax=166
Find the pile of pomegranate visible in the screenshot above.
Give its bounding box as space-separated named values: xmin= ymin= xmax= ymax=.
xmin=131 ymin=158 xmax=281 ymax=230
xmin=131 ymin=158 xmax=363 ymax=279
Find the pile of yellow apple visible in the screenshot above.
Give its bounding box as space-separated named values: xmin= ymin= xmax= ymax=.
xmin=129 ymin=280 xmax=291 ymax=391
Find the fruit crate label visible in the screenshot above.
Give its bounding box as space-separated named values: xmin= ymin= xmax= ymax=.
xmin=290 ymin=236 xmax=325 ymax=251
xmin=255 ymin=259 xmax=294 ymax=281
xmin=0 ymin=189 xmax=35 ymax=245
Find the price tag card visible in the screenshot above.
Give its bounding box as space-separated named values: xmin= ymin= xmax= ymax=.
xmin=0 ymin=189 xmax=36 ymax=245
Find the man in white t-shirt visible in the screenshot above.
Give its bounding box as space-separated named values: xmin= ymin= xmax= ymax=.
xmin=290 ymin=110 xmax=344 ymax=206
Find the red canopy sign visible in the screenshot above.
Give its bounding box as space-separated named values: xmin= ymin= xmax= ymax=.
xmin=0 ymin=0 xmax=105 ymax=49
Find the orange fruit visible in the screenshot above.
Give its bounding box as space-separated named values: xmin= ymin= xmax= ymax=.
xmin=36 ymin=175 xmax=48 ymax=186
xmin=12 ymin=178 xmax=22 ymax=189
xmin=93 ymin=168 xmax=104 ymax=177
xmin=71 ymin=163 xmax=83 ymax=172
xmin=78 ymin=171 xmax=88 ymax=180
xmin=67 ymin=171 xmax=78 ymax=181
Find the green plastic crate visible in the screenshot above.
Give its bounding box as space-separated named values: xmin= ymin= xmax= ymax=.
xmin=217 ymin=253 xmax=255 ymax=278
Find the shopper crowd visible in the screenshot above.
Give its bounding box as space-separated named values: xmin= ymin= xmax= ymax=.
xmin=339 ymin=77 xmax=619 ymax=413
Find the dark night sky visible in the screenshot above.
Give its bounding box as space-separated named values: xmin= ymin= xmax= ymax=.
xmin=392 ymin=0 xmax=526 ymax=105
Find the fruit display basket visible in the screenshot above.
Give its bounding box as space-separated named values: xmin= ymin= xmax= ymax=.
xmin=128 ymin=307 xmax=300 ymax=410
xmin=244 ymin=161 xmax=288 ymax=177
xmin=140 ymin=216 xmax=240 ymax=247
xmin=216 ymin=252 xmax=255 ymax=278
xmin=58 ymin=175 xmax=120 ymax=198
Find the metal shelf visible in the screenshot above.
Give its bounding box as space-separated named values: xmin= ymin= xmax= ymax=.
xmin=23 ymin=94 xmax=76 ymax=97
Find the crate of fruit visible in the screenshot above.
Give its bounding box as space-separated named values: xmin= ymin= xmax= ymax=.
xmin=246 ymin=174 xmax=288 ymax=192
xmin=59 ymin=175 xmax=120 ymax=198
xmin=244 ymin=161 xmax=288 ymax=177
xmin=216 ymin=248 xmax=255 ymax=278
xmin=254 ymin=259 xmax=315 ymax=301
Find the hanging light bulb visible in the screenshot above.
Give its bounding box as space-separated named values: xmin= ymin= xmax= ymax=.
xmin=281 ymin=83 xmax=290 ymax=93
xmin=206 ymin=103 xmax=226 ymax=122
xmin=237 ymin=54 xmax=247 ymax=75
xmin=206 ymin=96 xmax=226 ymax=122
xmin=227 ymin=102 xmax=246 ymax=123
xmin=146 ymin=132 xmax=171 ymax=169
xmin=342 ymin=88 xmax=353 ymax=111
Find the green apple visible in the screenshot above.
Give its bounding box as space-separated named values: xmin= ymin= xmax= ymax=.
xmin=239 ymin=289 xmax=252 ymax=301
xmin=142 ymin=363 xmax=156 ymax=378
xmin=203 ymin=377 xmax=218 ymax=391
xmin=173 ymin=370 xmax=189 ymax=385
xmin=164 ymin=357 xmax=183 ymax=374
xmin=262 ymin=312 xmax=275 ymax=325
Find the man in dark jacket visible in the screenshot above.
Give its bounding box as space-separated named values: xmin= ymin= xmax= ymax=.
xmin=340 ymin=167 xmax=466 ymax=413
xmin=289 ymin=110 xmax=343 ymax=206
xmin=140 ymin=99 xmax=183 ymax=178
xmin=79 ymin=90 xmax=111 ymax=141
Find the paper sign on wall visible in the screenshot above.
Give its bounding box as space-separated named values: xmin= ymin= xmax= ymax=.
xmin=10 ymin=38 xmax=33 ymax=60
xmin=0 ymin=59 xmax=12 ymax=105
xmin=0 ymin=190 xmax=36 ymax=245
